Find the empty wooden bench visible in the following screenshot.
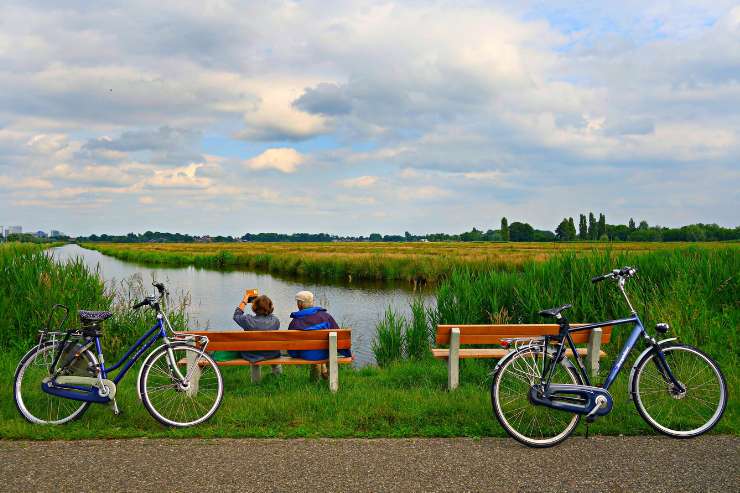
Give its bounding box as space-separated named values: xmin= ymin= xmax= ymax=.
xmin=433 ymin=324 xmax=612 ymax=390
xmin=176 ymin=329 xmax=352 ymax=392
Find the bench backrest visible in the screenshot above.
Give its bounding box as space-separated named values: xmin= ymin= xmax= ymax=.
xmin=176 ymin=329 xmax=352 ymax=352
xmin=435 ymin=324 xmax=612 ymax=346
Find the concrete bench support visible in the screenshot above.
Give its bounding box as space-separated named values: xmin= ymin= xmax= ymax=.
xmin=250 ymin=365 xmax=262 ymax=383
xmin=184 ymin=336 xmax=201 ymax=397
xmin=587 ymin=327 xmax=602 ymax=378
xmin=448 ymin=327 xmax=460 ymax=391
xmin=329 ymin=331 xmax=339 ymax=393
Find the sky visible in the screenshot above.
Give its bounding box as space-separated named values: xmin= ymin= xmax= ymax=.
xmin=1 ymin=0 xmax=738 ymax=236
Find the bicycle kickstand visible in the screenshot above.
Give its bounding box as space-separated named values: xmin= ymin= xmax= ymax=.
xmin=109 ymin=398 xmax=120 ymax=415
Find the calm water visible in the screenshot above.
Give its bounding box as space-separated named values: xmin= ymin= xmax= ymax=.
xmin=51 ymin=244 xmax=434 ymax=366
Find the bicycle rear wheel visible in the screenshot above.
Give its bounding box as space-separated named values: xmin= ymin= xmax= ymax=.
xmin=140 ymin=343 xmax=223 ymax=427
xmin=633 ymin=343 xmax=727 ymax=437
xmin=14 ymin=343 xmax=93 ymax=425
xmin=491 ymin=346 xmax=581 ymax=447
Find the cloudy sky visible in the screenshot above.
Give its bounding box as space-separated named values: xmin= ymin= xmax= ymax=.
xmin=1 ymin=1 xmax=738 ymax=236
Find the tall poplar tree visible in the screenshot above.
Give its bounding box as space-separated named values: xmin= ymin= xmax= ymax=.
xmin=588 ymin=212 xmax=596 ymax=239
xmin=578 ymin=214 xmax=588 ymax=239
xmin=501 ymin=217 xmax=509 ymax=241
xmin=597 ymin=213 xmax=606 ymax=239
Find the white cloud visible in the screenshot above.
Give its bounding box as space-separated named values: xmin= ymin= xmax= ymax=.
xmin=244 ymin=148 xmax=305 ymax=173
xmin=148 ymin=163 xmax=211 ymax=189
xmin=339 ymin=175 xmax=378 ymax=188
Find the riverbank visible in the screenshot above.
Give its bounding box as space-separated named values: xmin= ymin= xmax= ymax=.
xmin=79 ymin=241 xmax=730 ymax=284
xmin=1 ymin=242 xmax=737 ymax=440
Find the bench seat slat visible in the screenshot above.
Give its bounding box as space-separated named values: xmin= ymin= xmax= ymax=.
xmin=435 ymin=324 xmax=611 ymax=345
xmin=175 ymin=329 xmax=351 ymax=351
xmin=178 ymin=356 xmax=353 ymax=367
xmin=431 ymin=347 xmax=605 ymax=360
xmin=197 ymin=341 xmax=351 ymax=351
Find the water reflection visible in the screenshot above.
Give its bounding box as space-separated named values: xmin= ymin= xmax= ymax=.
xmin=52 ymin=244 xmax=435 ymax=366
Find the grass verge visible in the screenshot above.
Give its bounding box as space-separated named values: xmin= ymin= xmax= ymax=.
xmin=2 ymin=355 xmax=735 ymax=440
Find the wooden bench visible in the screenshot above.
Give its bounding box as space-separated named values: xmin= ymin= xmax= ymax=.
xmin=433 ymin=324 xmax=612 ymax=390
xmin=175 ymin=329 xmax=352 ymax=392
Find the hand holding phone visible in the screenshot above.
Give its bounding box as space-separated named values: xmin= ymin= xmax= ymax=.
xmin=244 ymin=288 xmax=258 ymax=303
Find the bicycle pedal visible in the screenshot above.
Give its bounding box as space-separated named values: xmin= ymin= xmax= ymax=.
xmin=109 ymin=399 xmax=120 ymax=415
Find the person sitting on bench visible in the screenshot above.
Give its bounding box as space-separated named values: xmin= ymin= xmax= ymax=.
xmin=233 ymin=291 xmax=282 ymax=375
xmin=288 ymin=291 xmax=350 ymax=376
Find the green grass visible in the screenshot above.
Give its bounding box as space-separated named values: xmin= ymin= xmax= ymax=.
xmin=0 ymin=242 xmax=737 ymax=439
xmin=3 ymin=355 xmax=734 ymax=440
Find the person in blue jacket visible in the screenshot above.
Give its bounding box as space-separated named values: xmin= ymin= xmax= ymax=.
xmin=288 ymin=291 xmax=351 ymax=376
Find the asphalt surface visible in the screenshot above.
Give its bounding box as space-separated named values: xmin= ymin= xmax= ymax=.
xmin=1 ymin=436 xmax=738 ymax=492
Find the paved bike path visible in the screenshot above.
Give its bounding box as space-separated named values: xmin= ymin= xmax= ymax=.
xmin=1 ymin=436 xmax=737 ymax=492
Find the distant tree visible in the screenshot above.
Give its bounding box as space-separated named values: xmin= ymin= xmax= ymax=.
xmin=588 ymin=212 xmax=596 ymax=240
xmin=628 ymin=218 xmax=636 ymax=231
xmin=533 ymin=229 xmax=556 ymax=241
xmin=404 ymin=231 xmax=412 ymax=241
xmin=483 ymin=229 xmax=502 ymax=241
xmin=578 ymin=214 xmax=588 ymax=239
xmin=500 ymin=217 xmax=509 ymax=241
xmin=639 ymin=220 xmax=649 ymax=230
xmin=508 ymin=222 xmax=534 ymax=242
xmin=555 ymin=218 xmax=577 ymax=241
xmin=369 ymin=233 xmax=382 ymax=242
xmin=460 ymin=228 xmax=484 ymax=242
xmin=597 ymin=213 xmax=606 ymax=239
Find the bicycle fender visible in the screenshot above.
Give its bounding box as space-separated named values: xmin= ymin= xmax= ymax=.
xmin=628 ymin=338 xmax=678 ymax=397
xmin=491 ymin=346 xmax=579 ymax=376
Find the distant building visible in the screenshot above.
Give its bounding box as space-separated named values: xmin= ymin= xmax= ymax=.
xmin=34 ymin=230 xmax=48 ymax=238
xmin=8 ymin=226 xmax=22 ymax=235
xmin=50 ymin=230 xmax=63 ymax=238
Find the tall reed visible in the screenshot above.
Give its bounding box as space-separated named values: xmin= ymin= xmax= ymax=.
xmin=436 ymin=247 xmax=738 ymax=367
xmin=0 ymin=243 xmax=188 ymax=357
xmin=372 ymin=307 xmax=406 ymax=366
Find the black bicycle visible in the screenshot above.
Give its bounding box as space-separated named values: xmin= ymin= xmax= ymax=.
xmin=490 ymin=267 xmax=727 ymax=447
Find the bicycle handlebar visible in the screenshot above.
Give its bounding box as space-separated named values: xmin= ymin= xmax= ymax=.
xmin=132 ymin=299 xmax=150 ymax=310
xmin=591 ymin=266 xmax=638 ymax=284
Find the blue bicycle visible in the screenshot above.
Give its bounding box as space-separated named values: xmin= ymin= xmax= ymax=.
xmin=13 ymin=283 xmax=224 ymax=427
xmin=491 ymin=267 xmax=727 ymax=447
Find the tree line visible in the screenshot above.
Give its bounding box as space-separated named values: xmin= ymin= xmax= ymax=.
xmin=63 ymin=217 xmax=739 ymax=244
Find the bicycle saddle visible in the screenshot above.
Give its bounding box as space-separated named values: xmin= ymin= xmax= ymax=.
xmin=78 ymin=310 xmax=113 ymax=323
xmin=538 ymin=304 xmax=572 ymax=318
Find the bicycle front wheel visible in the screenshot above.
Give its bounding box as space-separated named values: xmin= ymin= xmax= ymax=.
xmin=140 ymin=343 xmax=223 ymax=428
xmin=491 ymin=346 xmax=581 ymax=447
xmin=633 ymin=343 xmax=727 ymax=437
xmin=14 ymin=343 xmax=93 ymax=425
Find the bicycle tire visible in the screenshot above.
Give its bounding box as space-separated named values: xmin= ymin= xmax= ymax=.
xmin=632 ymin=343 xmax=727 ymax=437
xmin=14 ymin=342 xmax=93 ymax=425
xmin=491 ymin=346 xmax=582 ymax=448
xmin=139 ymin=342 xmax=224 ymax=428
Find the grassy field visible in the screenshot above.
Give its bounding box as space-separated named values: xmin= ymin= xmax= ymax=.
xmin=81 ymin=241 xmax=733 ymax=284
xmin=0 ymin=242 xmax=736 ymax=440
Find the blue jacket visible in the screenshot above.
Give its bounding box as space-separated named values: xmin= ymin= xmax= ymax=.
xmin=287 ymin=307 xmax=351 ymax=360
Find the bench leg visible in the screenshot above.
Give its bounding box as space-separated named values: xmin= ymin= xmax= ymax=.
xmin=448 ymin=327 xmax=460 ymax=391
xmin=329 ymin=332 xmax=338 ymax=392
xmin=185 ymin=337 xmax=201 ymax=397
xmin=250 ymin=365 xmax=262 ymax=383
xmin=587 ymin=327 xmax=602 ymax=378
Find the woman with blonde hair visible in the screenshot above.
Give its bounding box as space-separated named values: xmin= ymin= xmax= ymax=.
xmin=233 ymin=291 xmax=282 ymax=374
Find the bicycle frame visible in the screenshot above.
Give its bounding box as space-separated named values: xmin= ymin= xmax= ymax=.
xmin=542 ymin=314 xmax=684 ymax=394
xmin=54 ymin=310 xmax=187 ymax=397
